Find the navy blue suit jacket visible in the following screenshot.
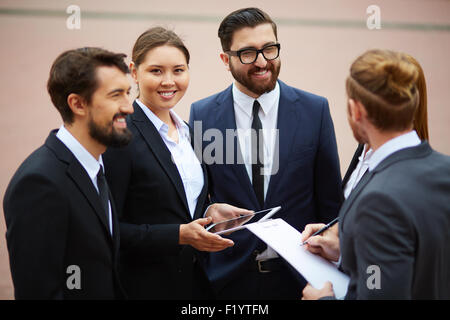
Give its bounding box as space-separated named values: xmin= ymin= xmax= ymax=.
xmin=189 ymin=80 xmax=342 ymax=292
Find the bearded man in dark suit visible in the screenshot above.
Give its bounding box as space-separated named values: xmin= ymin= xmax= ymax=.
xmin=3 ymin=47 xmax=133 ymax=299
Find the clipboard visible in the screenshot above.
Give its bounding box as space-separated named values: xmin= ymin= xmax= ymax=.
xmin=246 ymin=218 xmax=350 ymax=299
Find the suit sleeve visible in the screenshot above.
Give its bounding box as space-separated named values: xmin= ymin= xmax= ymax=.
xmin=3 ymin=174 xmax=68 ymax=299
xmin=314 ymin=99 xmax=343 ymax=222
xmin=352 ymin=192 xmax=415 ymax=299
xmin=104 ymin=146 xmax=181 ymax=256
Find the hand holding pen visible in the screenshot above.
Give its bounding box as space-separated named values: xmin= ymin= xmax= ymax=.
xmin=301 ymin=217 xmax=340 ymax=262
xmin=301 ymin=217 xmax=339 ymax=245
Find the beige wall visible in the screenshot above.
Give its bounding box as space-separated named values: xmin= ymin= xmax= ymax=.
xmin=1 ymin=0 xmax=449 ymax=299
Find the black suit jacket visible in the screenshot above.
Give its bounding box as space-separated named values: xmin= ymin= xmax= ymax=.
xmin=103 ymin=101 xmax=210 ymax=299
xmin=339 ymin=142 xmax=450 ymax=299
xmin=3 ymin=131 xmax=124 ymax=299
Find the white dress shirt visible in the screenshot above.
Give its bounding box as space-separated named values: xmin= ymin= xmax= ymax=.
xmin=136 ymin=99 xmax=204 ymax=218
xmin=232 ymin=81 xmax=280 ymax=199
xmin=343 ymin=144 xmax=374 ymax=199
xmin=232 ymin=82 xmax=280 ymax=261
xmin=56 ymin=125 xmax=113 ymax=235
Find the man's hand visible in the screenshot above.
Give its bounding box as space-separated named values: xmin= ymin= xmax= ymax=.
xmin=301 ymin=282 xmax=335 ymax=300
xmin=205 ymin=203 xmax=253 ymax=223
xmin=301 ymin=223 xmax=340 ymax=262
xmin=179 ymin=217 xmax=234 ymax=252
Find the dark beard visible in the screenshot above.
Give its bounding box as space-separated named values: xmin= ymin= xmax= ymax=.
xmin=88 ymin=114 xmax=132 ymax=148
xmin=230 ymin=60 xmax=280 ymax=96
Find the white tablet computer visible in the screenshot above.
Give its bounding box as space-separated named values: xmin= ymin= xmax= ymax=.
xmin=205 ymin=206 xmax=282 ymax=235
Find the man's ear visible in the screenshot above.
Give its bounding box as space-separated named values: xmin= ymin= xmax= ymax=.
xmin=219 ymin=52 xmax=231 ymax=71
xmin=67 ymin=93 xmax=87 ymax=117
xmin=348 ymin=99 xmax=365 ymax=122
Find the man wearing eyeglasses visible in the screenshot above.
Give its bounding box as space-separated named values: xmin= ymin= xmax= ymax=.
xmin=189 ymin=7 xmax=342 ymax=299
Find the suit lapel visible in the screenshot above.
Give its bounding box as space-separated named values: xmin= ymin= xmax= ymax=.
xmin=45 ymin=132 xmax=114 ymax=241
xmin=131 ymin=102 xmax=191 ymax=219
xmin=338 ymin=169 xmax=374 ymax=227
xmin=66 ymin=161 xmax=112 ymax=234
xmin=265 ymin=81 xmax=301 ymax=206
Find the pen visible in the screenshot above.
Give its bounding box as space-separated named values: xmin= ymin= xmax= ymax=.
xmin=301 ymin=217 xmax=339 ymax=246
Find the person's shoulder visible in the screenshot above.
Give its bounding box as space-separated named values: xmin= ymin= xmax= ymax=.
xmin=279 ymin=80 xmax=328 ymax=104
xmin=15 ymin=143 xmax=66 ymax=181
xmin=387 ymin=143 xmax=450 ymax=173
xmin=429 ymin=147 xmax=450 ymax=163
xmin=366 ymin=144 xmax=449 ymax=195
xmin=420 ymin=146 xmax=450 ymax=178
xmin=191 ymin=85 xmax=232 ymax=110
xmin=279 ymin=81 xmax=329 ymax=114
xmin=4 ymin=142 xmax=67 ymax=202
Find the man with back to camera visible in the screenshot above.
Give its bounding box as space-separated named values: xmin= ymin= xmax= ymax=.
xmin=189 ymin=7 xmax=342 ymax=299
xmin=3 ymin=47 xmax=133 ymax=299
xmin=301 ymin=49 xmax=450 ymax=300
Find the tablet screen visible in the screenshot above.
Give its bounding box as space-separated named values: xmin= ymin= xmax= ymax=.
xmin=205 ymin=206 xmax=281 ymax=235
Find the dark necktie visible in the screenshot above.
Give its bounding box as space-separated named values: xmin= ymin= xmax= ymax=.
xmin=252 ymin=100 xmax=264 ymax=208
xmin=97 ymin=165 xmax=111 ymax=233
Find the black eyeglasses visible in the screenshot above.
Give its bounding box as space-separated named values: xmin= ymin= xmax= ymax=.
xmin=226 ymin=43 xmax=281 ymax=64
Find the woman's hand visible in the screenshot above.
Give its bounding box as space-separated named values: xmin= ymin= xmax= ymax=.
xmin=179 ymin=217 xmax=234 ymax=252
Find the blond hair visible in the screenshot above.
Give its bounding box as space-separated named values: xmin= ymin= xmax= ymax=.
xmin=346 ymin=49 xmax=419 ymax=132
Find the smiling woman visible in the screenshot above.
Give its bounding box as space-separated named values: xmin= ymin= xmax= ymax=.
xmin=131 ymin=44 xmax=190 ymax=137
xmin=102 ymin=27 xmax=250 ymax=300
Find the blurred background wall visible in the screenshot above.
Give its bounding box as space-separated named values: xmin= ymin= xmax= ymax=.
xmin=0 ymin=0 xmax=449 ymax=299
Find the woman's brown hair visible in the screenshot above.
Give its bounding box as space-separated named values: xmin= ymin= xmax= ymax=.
xmin=132 ymin=26 xmax=190 ymax=68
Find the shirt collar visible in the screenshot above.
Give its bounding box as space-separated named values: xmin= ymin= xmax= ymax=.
xmin=170 ymin=108 xmax=191 ymax=139
xmin=56 ymin=125 xmax=103 ymax=180
xmin=136 ymin=99 xmax=190 ymax=139
xmin=368 ymin=130 xmax=421 ymax=171
xmin=232 ymin=81 xmax=280 ymax=118
xmin=359 ymin=144 xmax=374 ymax=164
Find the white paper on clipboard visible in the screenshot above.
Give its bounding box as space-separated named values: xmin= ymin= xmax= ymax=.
xmin=246 ymin=218 xmax=349 ymax=299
